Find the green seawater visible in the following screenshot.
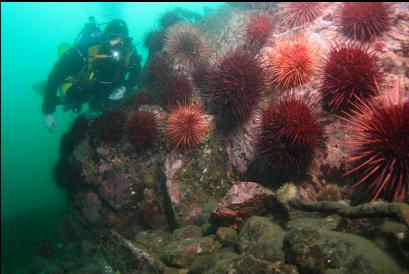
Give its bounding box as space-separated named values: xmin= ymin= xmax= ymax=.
xmin=1 ymin=2 xmax=223 ymax=271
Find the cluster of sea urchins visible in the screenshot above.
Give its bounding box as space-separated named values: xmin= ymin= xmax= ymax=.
xmin=60 ymin=3 xmax=407 ymax=204
xmin=341 ymin=98 xmax=409 ymax=202
xmin=257 ymin=93 xmax=324 ymax=176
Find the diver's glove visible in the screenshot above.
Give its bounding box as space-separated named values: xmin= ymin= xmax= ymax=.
xmin=108 ymin=86 xmax=126 ymax=101
xmin=45 ymin=114 xmax=57 ymax=133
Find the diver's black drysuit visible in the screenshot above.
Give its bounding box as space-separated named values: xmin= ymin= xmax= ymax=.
xmin=42 ymin=40 xmax=142 ymax=115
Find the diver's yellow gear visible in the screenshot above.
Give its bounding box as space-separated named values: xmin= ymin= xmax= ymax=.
xmin=57 ymin=43 xmax=74 ymax=97
xmin=58 ymin=43 xmax=132 ymax=99
xmin=60 ymin=76 xmax=75 ymax=98
xmin=58 ymin=43 xmax=71 ymax=58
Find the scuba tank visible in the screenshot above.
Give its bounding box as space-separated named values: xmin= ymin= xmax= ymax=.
xmin=73 ymin=16 xmax=104 ymax=47
xmin=58 ymin=17 xmax=105 ymax=98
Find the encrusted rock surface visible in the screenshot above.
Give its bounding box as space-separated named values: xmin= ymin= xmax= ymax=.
xmin=209 ymin=182 xmax=274 ymax=225
xmin=284 ymin=228 xmax=403 ymax=274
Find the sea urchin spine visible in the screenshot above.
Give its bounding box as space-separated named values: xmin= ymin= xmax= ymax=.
xmin=258 ymin=92 xmax=324 ymax=175
xmin=126 ymin=111 xmax=158 ymax=148
xmin=341 ymin=97 xmax=409 ymax=202
xmin=245 ymin=12 xmax=275 ymax=50
xmin=279 ymin=2 xmax=322 ymax=28
xmin=164 ymin=23 xmax=210 ymax=70
xmin=93 ymin=110 xmax=126 ymax=143
xmin=166 ymin=104 xmax=208 ymax=150
xmin=338 ymin=2 xmax=394 ymax=42
xmin=265 ymin=35 xmax=317 ymax=90
xmin=205 ymin=48 xmax=266 ymax=128
xmin=319 ymin=43 xmax=382 ymax=114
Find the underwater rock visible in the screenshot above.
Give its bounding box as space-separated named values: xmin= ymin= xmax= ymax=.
xmin=73 ymin=139 xmax=101 ymax=186
xmin=140 ymin=188 xmax=168 ymax=229
xmin=98 ymin=172 xmax=136 ymax=211
xmin=173 ymin=224 xmax=203 ymax=240
xmin=80 ymin=240 xmax=99 ymax=256
xmin=283 ymin=228 xmax=404 ymax=274
xmin=161 ymin=236 xmax=221 ymax=268
xmin=228 ymin=112 xmax=259 ymax=174
xmin=102 ymin=229 xmax=167 ymax=273
xmin=188 ymin=248 xmax=241 ymax=274
xmin=286 ymin=214 xmax=342 ymax=231
xmin=165 ymin=155 xmax=184 ymax=207
xmin=228 ymin=256 xmax=299 ymax=274
xmin=75 ymin=191 xmax=107 ymax=226
xmin=133 ymin=229 xmax=174 ymax=255
xmin=209 ymin=182 xmax=274 ymax=225
xmin=164 ymin=143 xmax=233 ymax=227
xmin=238 ymin=216 xmax=286 ymax=262
xmin=216 ymin=227 xmax=237 ymax=246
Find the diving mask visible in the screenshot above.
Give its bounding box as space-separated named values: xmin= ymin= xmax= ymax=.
xmin=107 ymin=34 xmax=132 ymax=47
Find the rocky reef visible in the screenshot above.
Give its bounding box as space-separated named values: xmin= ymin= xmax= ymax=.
xmin=29 ymin=2 xmax=409 ymax=274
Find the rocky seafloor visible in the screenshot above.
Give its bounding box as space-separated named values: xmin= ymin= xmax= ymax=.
xmin=6 ymin=2 xmax=409 ymax=274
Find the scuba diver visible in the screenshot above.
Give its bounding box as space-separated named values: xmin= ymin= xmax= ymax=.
xmin=42 ymin=18 xmax=142 ymax=132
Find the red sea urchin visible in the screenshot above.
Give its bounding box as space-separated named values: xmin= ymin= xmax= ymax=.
xmin=160 ymin=74 xmax=192 ymax=108
xmin=257 ymin=93 xmax=324 ymax=175
xmin=338 ymin=2 xmax=394 ymax=42
xmin=93 ymin=110 xmax=126 ymax=143
xmin=341 ymin=98 xmax=409 ymax=202
xmin=319 ymin=43 xmax=382 ymax=114
xmin=279 ymin=2 xmax=322 ymax=28
xmin=204 ymin=49 xmax=266 ymax=128
xmin=160 ymin=9 xmax=183 ymax=29
xmin=144 ymin=29 xmax=165 ymax=53
xmin=166 ymin=104 xmax=208 ymax=150
xmin=126 ymin=111 xmax=158 ymax=148
xmin=245 ymin=12 xmax=275 ymax=50
xmin=141 ymin=53 xmax=172 ymax=93
xmin=128 ymin=89 xmax=153 ymax=109
xmin=266 ymin=36 xmax=317 ymax=90
xmin=164 ymin=23 xmax=210 ymax=70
